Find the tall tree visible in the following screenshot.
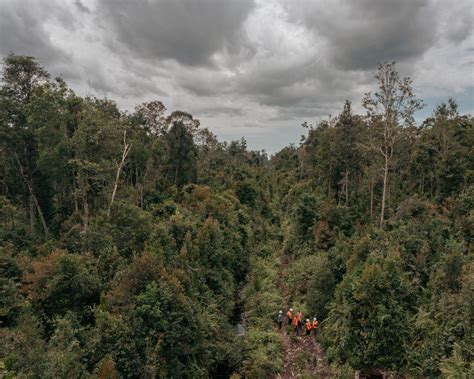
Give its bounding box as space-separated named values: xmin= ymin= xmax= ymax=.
xmin=413 ymin=99 xmax=472 ymax=199
xmin=165 ymin=121 xmax=197 ymax=189
xmin=0 ymin=54 xmax=51 ymax=236
xmin=68 ymin=99 xmax=121 ymax=234
xmin=134 ymin=100 xmax=167 ymax=136
xmin=334 ymin=100 xmax=361 ymax=206
xmin=362 ymin=62 xmax=424 ymax=226
xmin=108 ymin=128 xmax=132 ymax=218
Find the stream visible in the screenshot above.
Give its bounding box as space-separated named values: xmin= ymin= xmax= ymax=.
xmin=236 ymin=312 xmax=246 ymax=336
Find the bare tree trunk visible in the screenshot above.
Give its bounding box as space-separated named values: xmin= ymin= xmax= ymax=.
xmin=370 ymin=179 xmax=374 ymax=222
xmin=327 ymin=160 xmax=333 ymax=198
xmin=380 ymin=156 xmax=389 ymax=227
xmin=29 ymin=194 xmax=35 ymax=233
xmin=108 ymin=130 xmax=132 ymax=218
xmin=13 ymin=151 xmax=48 ymax=237
xmin=140 ymin=162 xmax=152 ymax=209
xmin=174 ymin=165 xmax=179 ymax=187
xmin=30 ymin=189 xmax=49 ymax=237
xmin=83 ymin=185 xmax=89 ymax=234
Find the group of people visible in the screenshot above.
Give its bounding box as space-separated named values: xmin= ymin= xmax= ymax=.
xmin=277 ymin=308 xmax=319 ymax=337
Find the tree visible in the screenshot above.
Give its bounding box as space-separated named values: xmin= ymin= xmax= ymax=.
xmin=0 ymin=54 xmax=51 ymax=236
xmin=2 ymin=54 xmax=472 ymax=378
xmin=68 ymin=98 xmax=121 ymax=234
xmin=134 ymin=100 xmax=167 ymax=136
xmin=362 ymin=62 xmax=424 ymax=226
xmin=108 ymin=128 xmax=132 ymax=218
xmin=334 ymin=100 xmax=362 ymax=206
xmin=166 ymin=111 xmax=200 ymax=136
xmin=1 ymin=54 xmax=49 ymax=102
xmin=164 ymin=121 xmax=197 ymax=188
xmin=323 ymin=257 xmax=414 ymax=371
xmin=306 ymin=254 xmax=336 ymax=320
xmin=22 ymin=251 xmax=101 ymax=321
xmin=412 ymin=99 xmax=472 ymax=199
xmin=44 ymin=318 xmax=88 ymax=378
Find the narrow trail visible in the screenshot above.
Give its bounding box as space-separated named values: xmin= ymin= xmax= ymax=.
xmin=277 ymin=331 xmax=330 ymax=379
xmin=275 ymin=251 xmax=331 ymax=378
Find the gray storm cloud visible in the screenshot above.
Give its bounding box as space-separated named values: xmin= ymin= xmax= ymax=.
xmin=98 ymin=0 xmax=255 ymax=67
xmin=0 ymin=1 xmax=68 ymax=66
xmin=282 ymin=0 xmax=438 ymax=69
xmin=0 ymin=0 xmax=472 ymax=152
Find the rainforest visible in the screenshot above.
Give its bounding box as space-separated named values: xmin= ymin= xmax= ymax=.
xmin=0 ymin=55 xmax=472 ymax=378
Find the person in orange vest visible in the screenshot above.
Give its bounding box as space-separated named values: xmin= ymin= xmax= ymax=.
xmin=305 ymin=318 xmax=312 ymax=336
xmin=286 ymin=308 xmax=293 ymax=326
xmin=312 ymin=317 xmax=319 ymax=337
xmin=296 ymin=311 xmax=303 ymax=335
xmin=286 ymin=308 xmax=293 ymax=335
xmin=292 ymin=311 xmax=299 ymax=335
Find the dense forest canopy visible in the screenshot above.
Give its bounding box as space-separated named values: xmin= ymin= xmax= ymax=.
xmin=0 ymin=54 xmax=472 ymax=378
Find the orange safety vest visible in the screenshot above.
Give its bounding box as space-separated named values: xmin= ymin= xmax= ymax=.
xmin=312 ymin=320 xmax=318 ymax=329
xmin=292 ymin=316 xmax=299 ymax=326
xmin=287 ymin=311 xmax=293 ymax=319
xmin=297 ymin=313 xmax=303 ymax=321
xmin=306 ymin=321 xmax=312 ymax=331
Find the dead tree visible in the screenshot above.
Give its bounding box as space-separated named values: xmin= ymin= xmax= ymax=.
xmin=362 ymin=62 xmax=424 ymax=227
xmin=107 ymin=129 xmax=132 ymax=218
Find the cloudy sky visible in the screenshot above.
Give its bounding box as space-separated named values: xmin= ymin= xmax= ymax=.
xmin=1 ymin=0 xmax=473 ymax=152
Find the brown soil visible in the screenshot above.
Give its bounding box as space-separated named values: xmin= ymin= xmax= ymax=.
xmin=275 ymin=328 xmax=330 ymax=379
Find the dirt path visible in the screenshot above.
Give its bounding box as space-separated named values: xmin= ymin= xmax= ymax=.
xmin=276 ymin=328 xmax=330 ymax=379
xmin=275 ymin=251 xmax=331 ymax=378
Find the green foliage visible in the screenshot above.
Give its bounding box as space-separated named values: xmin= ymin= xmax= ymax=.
xmin=23 ymin=251 xmax=101 ymax=322
xmin=1 ymin=55 xmax=472 ymax=378
xmin=306 ymin=254 xmax=336 ymax=320
xmin=439 ymin=343 xmax=474 ymax=378
xmin=240 ymin=240 xmax=285 ymax=377
xmin=90 ymin=202 xmax=153 ymax=257
xmin=242 ymin=329 xmax=284 ymax=378
xmin=235 ymin=179 xmax=258 ymax=207
xmin=294 ymin=193 xmax=321 ymax=242
xmin=0 ymin=244 xmax=23 ymax=326
xmin=44 ymin=317 xmax=89 ymax=378
xmin=323 ymin=256 xmax=414 ymax=371
xmin=164 ymin=121 xmax=197 ymax=188
xmin=3 ymin=310 xmax=47 ymax=377
xmin=328 ymin=362 xmax=355 ymax=378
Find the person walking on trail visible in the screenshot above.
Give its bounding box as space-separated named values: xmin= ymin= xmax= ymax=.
xmin=297 ymin=311 xmax=303 ymax=335
xmin=305 ymin=319 xmax=312 ymax=336
xmin=286 ymin=308 xmax=293 ymax=326
xmin=292 ymin=311 xmax=299 ymax=335
xmin=286 ymin=308 xmax=293 ymax=334
xmin=312 ymin=317 xmax=319 ymax=337
xmin=277 ymin=310 xmax=283 ymax=330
